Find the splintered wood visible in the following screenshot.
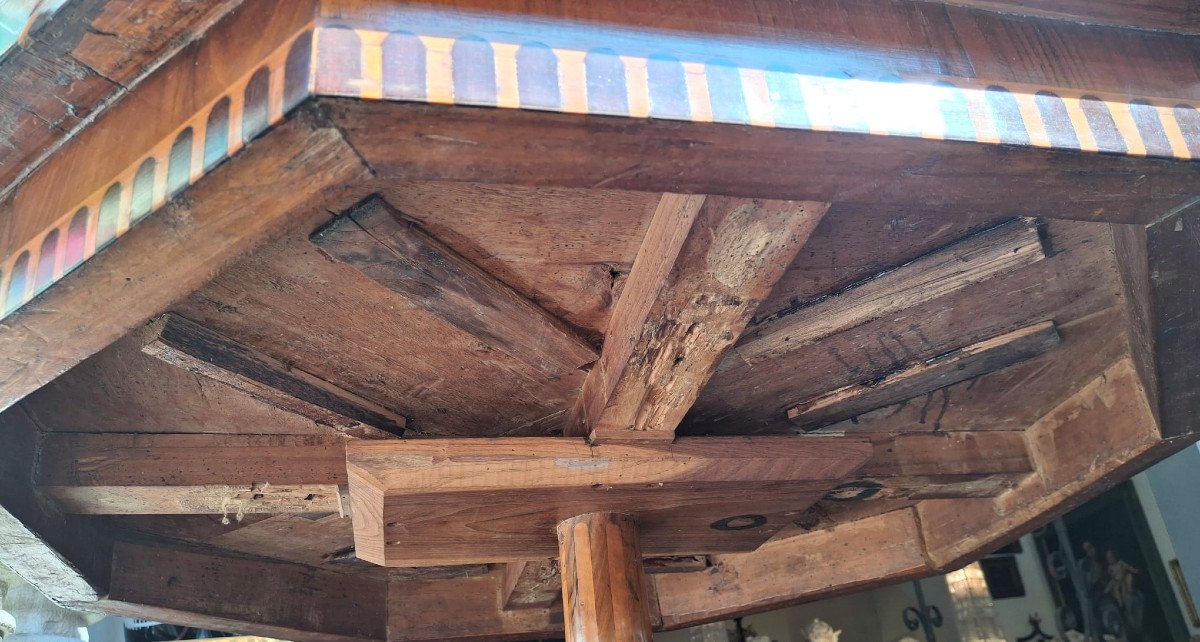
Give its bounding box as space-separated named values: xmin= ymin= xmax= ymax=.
xmin=346 ymin=436 xmax=870 ymax=566
xmin=736 ymin=218 xmax=1047 ymax=364
xmin=569 ymin=193 xmax=828 ymax=442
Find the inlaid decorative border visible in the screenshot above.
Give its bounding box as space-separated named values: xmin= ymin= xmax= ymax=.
xmin=5 ymin=12 xmax=1200 ymax=324
xmin=0 ymin=29 xmax=313 ymax=319
xmin=313 ymin=25 xmax=1200 ymax=162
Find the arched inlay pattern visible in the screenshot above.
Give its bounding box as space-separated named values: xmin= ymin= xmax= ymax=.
xmin=1129 ymin=100 xmax=1173 ymax=157
xmin=168 ymin=128 xmax=194 ymax=196
xmin=204 ymin=98 xmax=231 ymax=171
xmin=35 ymin=230 xmax=59 ymax=291
xmin=64 ymin=207 xmax=89 ymax=270
xmin=96 ymin=183 xmax=122 ymax=249
xmin=1080 ymin=96 xmax=1126 ymax=154
xmin=131 ymin=158 xmax=157 ymax=222
xmin=934 ymin=81 xmax=975 ymax=141
xmin=585 ymin=48 xmax=627 ymax=116
xmin=1175 ymin=104 xmax=1200 ymax=158
xmin=4 ymin=251 xmax=30 ymax=315
xmin=242 ymin=67 xmax=271 ymax=142
xmin=516 ymin=43 xmax=559 ymax=110
xmin=984 ymin=86 xmax=1028 ymax=145
xmin=383 ymin=31 xmax=426 ymax=101
xmin=648 ymin=55 xmax=690 ymax=120
xmin=452 ymin=36 xmax=497 ymax=106
xmin=1034 ymin=92 xmax=1079 ymax=149
xmin=284 ymin=30 xmax=313 ymax=110
xmin=706 ymin=60 xmax=748 ymax=124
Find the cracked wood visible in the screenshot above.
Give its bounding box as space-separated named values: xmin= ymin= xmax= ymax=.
xmin=569 ymin=194 xmax=829 ymax=441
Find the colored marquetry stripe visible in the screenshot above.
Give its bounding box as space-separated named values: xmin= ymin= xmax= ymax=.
xmin=0 ymin=29 xmax=313 ymax=323
xmin=312 ymin=27 xmax=1200 ymax=165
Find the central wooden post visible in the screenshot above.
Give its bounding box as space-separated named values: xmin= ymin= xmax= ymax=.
xmin=556 ymin=513 xmax=653 ymax=642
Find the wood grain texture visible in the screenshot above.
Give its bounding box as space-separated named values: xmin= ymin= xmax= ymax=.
xmin=321 ymin=93 xmax=1200 ymax=226
xmin=387 ymin=568 xmax=561 ymax=641
xmin=917 ymin=358 xmax=1197 ymax=570
xmin=738 ymin=218 xmax=1046 ymax=364
xmin=313 ymin=197 xmax=597 ymax=381
xmin=653 ymin=508 xmax=930 ymax=628
xmin=569 ymin=194 xmax=827 ymax=441
xmin=143 ymin=313 xmax=405 ymax=438
xmin=0 ymin=106 xmax=371 ymax=414
xmin=347 ymin=436 xmax=871 ymax=566
xmin=100 ymin=538 xmax=387 ymax=642
xmin=557 ymin=513 xmax=653 ymax=642
xmin=788 ymin=321 xmax=1061 ymax=431
xmin=37 ymin=433 xmax=348 ymax=516
xmin=503 ymin=560 xmax=561 ymax=610
xmin=916 ymin=0 xmax=1200 ymax=33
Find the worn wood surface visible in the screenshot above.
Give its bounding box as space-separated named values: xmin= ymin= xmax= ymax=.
xmin=314 ymin=197 xmax=597 ymax=381
xmin=322 ymin=99 xmax=1200 ymax=227
xmin=558 ymin=513 xmax=653 ymax=642
xmin=503 ymin=560 xmax=561 ymax=610
xmin=0 ymin=107 xmax=370 ymax=414
xmin=347 ymin=436 xmax=870 ymax=566
xmin=37 ymin=433 xmax=348 ymax=515
xmin=788 ymin=321 xmax=1061 ymax=431
xmin=570 ymin=194 xmax=827 ymax=441
xmin=917 ymin=0 xmax=1200 ymax=33
xmin=143 ymin=313 xmax=405 ymax=438
xmin=100 ymin=538 xmax=387 ymax=642
xmin=738 ymin=218 xmax=1045 ymax=364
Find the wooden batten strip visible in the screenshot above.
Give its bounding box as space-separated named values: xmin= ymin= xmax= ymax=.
xmin=788 ymin=321 xmax=1062 ymax=431
xmin=570 ymin=194 xmax=828 ymax=442
xmin=736 ymin=218 xmax=1046 ymax=365
xmin=142 ymin=313 xmax=406 ymax=438
xmin=312 ymin=197 xmax=597 ymax=380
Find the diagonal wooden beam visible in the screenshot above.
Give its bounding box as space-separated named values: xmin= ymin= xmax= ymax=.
xmin=737 ymin=218 xmax=1047 ymax=365
xmin=788 ymin=321 xmax=1061 ymax=431
xmin=569 ymin=194 xmax=828 ymax=442
xmin=312 ymin=197 xmax=597 ymax=381
xmin=143 ymin=313 xmax=406 ymax=438
xmin=502 ymin=560 xmax=562 ymax=611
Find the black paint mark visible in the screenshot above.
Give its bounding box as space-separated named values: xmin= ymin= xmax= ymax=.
xmin=710 ymin=514 xmax=768 ymax=531
xmin=823 ymin=480 xmax=883 ymax=502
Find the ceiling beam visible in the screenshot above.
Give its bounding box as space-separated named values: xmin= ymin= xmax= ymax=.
xmin=346 ymin=436 xmax=870 ymax=566
xmin=788 ymin=321 xmax=1061 ymax=431
xmin=912 ymin=0 xmax=1200 ymax=34
xmin=568 ymin=194 xmax=828 ymax=442
xmin=143 ymin=313 xmax=406 ymax=438
xmin=313 ymin=197 xmax=597 ymax=381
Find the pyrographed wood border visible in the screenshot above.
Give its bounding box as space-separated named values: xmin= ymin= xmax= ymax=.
xmin=5 ymin=14 xmax=1200 ymax=324
xmin=0 ymin=29 xmax=313 ymax=320
xmin=312 ymin=25 xmax=1200 ymax=163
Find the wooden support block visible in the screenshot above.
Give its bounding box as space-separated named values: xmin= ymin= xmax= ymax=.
xmin=503 ymin=560 xmax=562 ymax=610
xmin=143 ymin=313 xmax=405 ymax=438
xmin=558 ymin=513 xmax=653 ymax=642
xmin=570 ymin=194 xmax=828 ymax=441
xmin=736 ymin=218 xmax=1046 ymax=364
xmin=346 ymin=436 xmax=871 ymax=566
xmin=37 ymin=434 xmax=348 ymax=516
xmin=788 ymin=322 xmax=1061 ymax=431
xmin=312 ymin=197 xmax=597 ymax=381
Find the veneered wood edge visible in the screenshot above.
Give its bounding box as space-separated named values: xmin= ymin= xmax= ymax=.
xmin=0 ymin=104 xmax=373 ymax=413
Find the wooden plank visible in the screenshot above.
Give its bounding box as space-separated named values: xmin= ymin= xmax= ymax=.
xmin=387 ymin=570 xmax=562 ymax=641
xmin=0 ymin=106 xmax=371 ymax=414
xmin=0 ymin=406 xmax=110 ymax=606
xmin=917 ymin=0 xmax=1200 ymax=33
xmin=37 ymin=434 xmax=348 ymax=516
xmin=98 ymin=538 xmax=387 ymax=642
xmin=143 ymin=313 xmax=406 ymax=438
xmin=321 ymin=96 xmax=1200 ymax=228
xmin=568 ymin=194 xmax=827 ymax=441
xmin=347 ymin=436 xmax=871 ymax=566
xmin=737 ymin=218 xmax=1046 ymax=365
xmin=37 ymin=431 xmax=1026 ymax=516
xmin=312 ymin=197 xmax=597 ymax=381
xmin=503 ymin=560 xmax=561 ymax=611
xmin=653 ymin=508 xmax=931 ymax=628
xmin=787 ymin=321 xmax=1061 ymax=431
xmin=557 ymin=513 xmax=653 ymax=642
xmin=917 ymin=358 xmax=1199 ymax=570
